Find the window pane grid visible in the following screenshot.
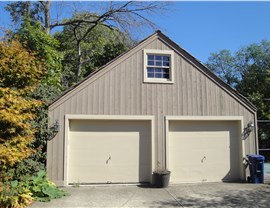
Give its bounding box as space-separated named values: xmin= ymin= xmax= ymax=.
xmin=147 ymin=67 xmax=170 ymax=79
xmin=147 ymin=55 xmax=170 ymax=67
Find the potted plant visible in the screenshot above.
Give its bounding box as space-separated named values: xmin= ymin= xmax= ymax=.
xmin=153 ymin=161 xmax=171 ymax=188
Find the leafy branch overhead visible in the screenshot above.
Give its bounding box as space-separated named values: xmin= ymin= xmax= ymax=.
xmin=6 ymin=1 xmax=169 ymax=82
xmin=206 ymin=40 xmax=270 ymax=120
xmin=50 ymin=1 xmax=167 ymax=82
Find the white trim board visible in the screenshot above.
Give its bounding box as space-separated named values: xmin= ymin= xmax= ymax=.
xmin=143 ymin=49 xmax=175 ymax=84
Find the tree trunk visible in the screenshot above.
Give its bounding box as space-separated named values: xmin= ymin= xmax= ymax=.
xmin=76 ymin=41 xmax=82 ymax=82
xmin=25 ymin=1 xmax=30 ymax=18
xmin=43 ymin=1 xmax=51 ymax=34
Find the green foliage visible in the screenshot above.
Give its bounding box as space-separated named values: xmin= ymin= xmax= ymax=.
xmin=0 ymin=170 xmax=68 ymax=207
xmin=13 ymin=158 xmax=45 ymax=182
xmin=0 ymin=40 xmax=44 ymax=170
xmin=206 ymin=40 xmax=270 ymax=120
xmin=0 ymin=38 xmax=58 ymax=208
xmin=0 ymin=40 xmax=44 ymax=89
xmin=90 ymin=39 xmax=130 ymax=73
xmin=0 ymin=180 xmax=33 ymax=208
xmin=13 ymin=20 xmax=62 ymax=164
xmin=15 ymin=20 xmax=62 ymax=91
xmin=54 ymin=13 xmax=132 ymax=88
xmin=247 ymin=92 xmax=270 ymax=120
xmin=206 ymin=50 xmax=239 ymax=87
xmin=5 ymin=1 xmax=44 ymax=25
xmin=236 ymin=41 xmax=270 ymax=119
xmin=31 ymin=84 xmax=60 ymax=164
xmin=28 ymin=170 xmax=68 ymax=202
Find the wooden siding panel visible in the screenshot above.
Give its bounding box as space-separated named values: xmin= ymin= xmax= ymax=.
xmin=114 ymin=67 xmax=120 ymax=115
xmin=81 ymin=89 xmax=87 ymax=114
xmin=108 ymin=70 xmax=114 ymax=114
xmin=57 ymin=107 xmax=65 ymax=180
xmin=46 ymin=111 xmax=53 ymax=179
xmin=130 ymin=56 xmax=136 ymax=115
xmin=76 ymin=91 xmax=83 ymax=113
xmin=51 ymin=110 xmax=59 ymax=181
xmin=216 ymin=87 xmax=221 ymax=115
xmin=191 ymin=66 xmax=197 ymax=115
xmin=125 ymin=58 xmax=131 ymax=115
xmin=205 ymin=75 xmax=211 ymax=115
xmin=201 ymin=75 xmax=207 ymax=115
xmin=137 ymin=51 xmax=142 ymax=115
xmin=176 ymin=55 xmax=181 ymax=115
xmin=104 ymin=71 xmax=110 ymax=115
xmin=120 ymin=62 xmax=125 ymax=114
xmin=181 ymin=56 xmax=187 ymax=115
xmin=197 ymin=73 xmax=203 ymax=116
xmin=187 ymin=64 xmax=192 ymax=115
xmin=172 ymin=77 xmax=178 ymax=115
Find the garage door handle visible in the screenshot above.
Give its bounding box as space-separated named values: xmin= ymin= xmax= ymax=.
xmin=201 ymin=156 xmax=206 ymax=163
xmin=106 ymin=156 xmax=111 ymax=164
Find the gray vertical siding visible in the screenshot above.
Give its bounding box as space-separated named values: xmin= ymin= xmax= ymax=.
xmin=48 ymin=34 xmax=257 ymax=185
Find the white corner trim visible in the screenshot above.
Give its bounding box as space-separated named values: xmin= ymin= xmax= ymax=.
xmin=143 ymin=49 xmax=175 ymax=84
xmin=64 ymin=114 xmax=155 ymax=186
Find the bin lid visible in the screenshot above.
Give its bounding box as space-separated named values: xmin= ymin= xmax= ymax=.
xmin=247 ymin=154 xmax=265 ymax=160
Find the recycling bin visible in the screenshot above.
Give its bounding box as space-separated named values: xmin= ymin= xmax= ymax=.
xmin=247 ymin=154 xmax=265 ymax=184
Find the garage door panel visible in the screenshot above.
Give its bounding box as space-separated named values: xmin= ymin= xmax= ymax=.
xmin=169 ymin=131 xmax=206 ymax=182
xmin=168 ymin=120 xmax=241 ymax=183
xmin=68 ymin=120 xmax=151 ymax=184
xmin=172 ymin=166 xmax=204 ymax=182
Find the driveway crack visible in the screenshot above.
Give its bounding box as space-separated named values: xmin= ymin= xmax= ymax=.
xmin=165 ymin=188 xmax=184 ymax=207
xmin=120 ymin=188 xmax=137 ymax=207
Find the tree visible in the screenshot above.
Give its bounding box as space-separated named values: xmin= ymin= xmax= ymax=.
xmin=0 ymin=30 xmax=66 ymax=208
xmin=0 ymin=40 xmax=45 ymax=173
xmin=236 ymin=41 xmax=270 ymax=119
xmin=206 ymin=40 xmax=270 ymax=119
xmin=5 ymin=1 xmax=44 ymax=26
xmin=54 ymin=15 xmax=133 ymax=87
xmin=205 ymin=50 xmax=239 ymax=87
xmin=12 ymin=20 xmax=63 ymax=165
xmin=6 ymin=1 xmax=167 ymax=34
xmin=15 ymin=20 xmax=62 ymax=91
xmin=6 ymin=1 xmax=169 ymax=82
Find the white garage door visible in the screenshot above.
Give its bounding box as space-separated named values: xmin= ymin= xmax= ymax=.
xmin=68 ymin=120 xmax=151 ymax=184
xmin=168 ymin=120 xmax=242 ymax=183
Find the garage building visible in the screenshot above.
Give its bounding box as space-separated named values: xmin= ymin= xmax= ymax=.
xmin=48 ymin=31 xmax=257 ymax=186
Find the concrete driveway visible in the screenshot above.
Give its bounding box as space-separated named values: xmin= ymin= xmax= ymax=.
xmin=30 ymin=182 xmax=270 ymax=208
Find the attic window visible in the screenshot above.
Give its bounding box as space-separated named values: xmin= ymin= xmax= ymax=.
xmin=144 ymin=49 xmax=174 ymax=83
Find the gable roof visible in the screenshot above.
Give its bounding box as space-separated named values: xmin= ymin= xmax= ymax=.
xmin=49 ymin=30 xmax=256 ymax=113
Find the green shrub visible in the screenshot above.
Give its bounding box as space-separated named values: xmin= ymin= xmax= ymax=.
xmin=0 ymin=170 xmax=68 ymax=207
xmin=0 ymin=180 xmax=33 ymax=208
xmin=28 ymin=170 xmax=68 ymax=202
xmin=13 ymin=158 xmax=45 ymax=182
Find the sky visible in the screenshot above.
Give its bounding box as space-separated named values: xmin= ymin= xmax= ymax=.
xmin=0 ymin=1 xmax=270 ymax=63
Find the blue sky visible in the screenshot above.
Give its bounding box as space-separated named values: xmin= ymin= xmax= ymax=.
xmin=1 ymin=1 xmax=270 ymax=63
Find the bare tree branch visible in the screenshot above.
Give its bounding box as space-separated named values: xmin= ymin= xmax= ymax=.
xmin=47 ymin=1 xmax=170 ymax=80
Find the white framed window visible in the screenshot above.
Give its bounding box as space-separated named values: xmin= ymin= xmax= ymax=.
xmin=143 ymin=49 xmax=174 ymax=83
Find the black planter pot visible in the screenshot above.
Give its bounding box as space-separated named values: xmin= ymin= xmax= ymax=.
xmin=153 ymin=170 xmax=171 ymax=188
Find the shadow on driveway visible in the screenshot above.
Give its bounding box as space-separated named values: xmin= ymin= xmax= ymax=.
xmin=31 ymin=183 xmax=270 ymax=208
xmin=160 ymin=183 xmax=270 ymax=208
